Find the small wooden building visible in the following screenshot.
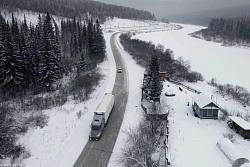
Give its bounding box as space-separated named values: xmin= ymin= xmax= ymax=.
xmin=229 ymin=116 xmax=250 ymax=139
xmin=144 ymin=72 xmax=168 ymax=81
xmin=192 ymin=93 xmax=220 ymax=119
xmin=159 ymin=72 xmax=168 ymax=81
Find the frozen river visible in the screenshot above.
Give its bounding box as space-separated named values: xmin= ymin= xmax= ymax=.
xmin=134 ymin=24 xmax=250 ymax=90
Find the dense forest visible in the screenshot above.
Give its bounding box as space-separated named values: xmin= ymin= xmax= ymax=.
xmin=119 ymin=33 xmax=203 ymax=83
xmin=0 ymin=13 xmax=62 ymax=96
xmin=208 ymin=17 xmax=250 ymax=40
xmin=0 ymin=13 xmax=105 ymax=98
xmin=0 ymin=13 xmax=106 ymax=160
xmin=190 ymin=17 xmax=250 ymax=46
xmin=0 ymin=0 xmax=156 ymax=22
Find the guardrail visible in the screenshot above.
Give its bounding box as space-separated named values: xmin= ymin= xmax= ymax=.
xmin=169 ymin=79 xmax=201 ymax=94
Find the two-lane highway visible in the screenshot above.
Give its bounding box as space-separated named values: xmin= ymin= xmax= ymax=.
xmin=73 ymin=33 xmax=128 ymax=167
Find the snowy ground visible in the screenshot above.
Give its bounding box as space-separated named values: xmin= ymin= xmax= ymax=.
xmin=103 ymin=18 xmax=181 ymax=34
xmin=165 ymin=81 xmax=250 ymax=167
xmin=133 ymin=24 xmax=250 ymax=91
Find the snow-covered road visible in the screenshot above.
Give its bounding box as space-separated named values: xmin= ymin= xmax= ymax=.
xmin=73 ymin=32 xmax=129 ymax=167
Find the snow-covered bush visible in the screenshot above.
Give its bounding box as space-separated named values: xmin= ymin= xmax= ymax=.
xmin=0 ymin=107 xmax=26 ymax=161
xmin=119 ymin=99 xmax=169 ymax=167
xmin=25 ymin=111 xmax=48 ymax=128
xmin=76 ymin=110 xmax=82 ymax=119
xmin=70 ymin=71 xmax=102 ymax=100
xmin=223 ymin=132 xmax=235 ymax=143
xmin=210 ymin=82 xmax=250 ymax=106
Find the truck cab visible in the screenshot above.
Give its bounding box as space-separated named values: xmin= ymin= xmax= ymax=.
xmin=89 ymin=114 xmax=105 ymax=140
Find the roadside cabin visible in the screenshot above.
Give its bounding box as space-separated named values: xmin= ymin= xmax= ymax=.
xmin=159 ymin=72 xmax=168 ymax=81
xmin=144 ymin=72 xmax=168 ymax=81
xmin=229 ymin=116 xmax=250 ymax=139
xmin=192 ymin=93 xmax=220 ymax=119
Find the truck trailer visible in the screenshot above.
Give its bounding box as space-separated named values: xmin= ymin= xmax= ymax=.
xmin=89 ymin=93 xmax=114 ymax=140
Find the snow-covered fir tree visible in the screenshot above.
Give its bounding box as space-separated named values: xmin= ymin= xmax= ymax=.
xmin=92 ymin=19 xmax=106 ymax=63
xmin=1 ymin=21 xmax=18 ymax=95
xmin=39 ymin=13 xmax=61 ymax=91
xmin=143 ymin=55 xmax=162 ymax=102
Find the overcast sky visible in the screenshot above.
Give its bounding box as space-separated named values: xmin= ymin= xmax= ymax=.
xmin=94 ymin=0 xmax=250 ymax=18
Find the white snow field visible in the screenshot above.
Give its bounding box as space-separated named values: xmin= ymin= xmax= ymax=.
xmin=164 ymin=81 xmax=250 ymax=167
xmin=134 ymin=24 xmax=250 ymax=91
xmin=103 ymin=18 xmax=181 ymax=34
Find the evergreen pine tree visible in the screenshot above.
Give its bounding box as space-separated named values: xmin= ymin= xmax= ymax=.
xmin=29 ymin=23 xmax=40 ymax=89
xmin=0 ymin=15 xmax=7 ymax=92
xmin=1 ymin=22 xmax=16 ymax=94
xmin=35 ymin=14 xmax=44 ymax=90
xmin=87 ymin=19 xmax=94 ymax=62
xmin=143 ymin=55 xmax=162 ymax=103
xmin=12 ymin=17 xmax=26 ymax=94
xmin=93 ymin=19 xmax=106 ymax=63
xmin=19 ymin=15 xmax=31 ymax=90
xmin=80 ymin=52 xmax=88 ymax=72
xmin=39 ymin=13 xmax=61 ymax=91
xmin=82 ymin=21 xmax=87 ymax=48
xmin=76 ymin=51 xmax=88 ymax=77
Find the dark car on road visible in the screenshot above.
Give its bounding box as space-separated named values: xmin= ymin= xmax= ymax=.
xmin=117 ymin=68 xmax=122 ymax=73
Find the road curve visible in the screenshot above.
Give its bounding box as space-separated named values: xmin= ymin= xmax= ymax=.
xmin=73 ymin=33 xmax=128 ymax=167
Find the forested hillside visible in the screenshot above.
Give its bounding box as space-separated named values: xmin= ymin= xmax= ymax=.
xmin=208 ymin=18 xmax=250 ymax=40
xmin=190 ymin=17 xmax=250 ymax=46
xmin=0 ymin=13 xmax=105 ymax=98
xmin=169 ymin=4 xmax=250 ymax=26
xmin=0 ymin=12 xmax=106 ymax=161
xmin=0 ymin=0 xmax=155 ymax=22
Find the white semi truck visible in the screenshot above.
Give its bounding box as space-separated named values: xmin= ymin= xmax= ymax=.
xmin=89 ymin=93 xmax=114 ymax=141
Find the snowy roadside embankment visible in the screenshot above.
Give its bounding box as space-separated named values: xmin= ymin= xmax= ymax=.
xmin=20 ymin=33 xmax=116 ymax=167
